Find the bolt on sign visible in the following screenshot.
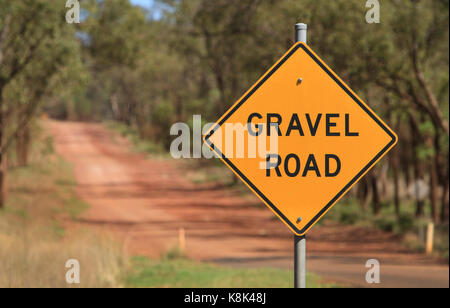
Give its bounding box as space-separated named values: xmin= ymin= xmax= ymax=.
xmin=204 ymin=42 xmax=397 ymax=235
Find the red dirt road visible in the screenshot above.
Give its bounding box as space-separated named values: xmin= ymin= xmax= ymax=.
xmin=49 ymin=121 xmax=449 ymax=288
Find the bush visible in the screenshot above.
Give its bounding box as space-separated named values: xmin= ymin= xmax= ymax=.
xmin=374 ymin=216 xmax=396 ymax=233
xmin=397 ymin=214 xmax=415 ymax=233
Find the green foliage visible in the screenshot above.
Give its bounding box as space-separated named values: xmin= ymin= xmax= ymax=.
xmin=106 ymin=121 xmax=166 ymax=155
xmin=323 ymin=197 xmax=448 ymax=259
xmin=327 ymin=198 xmax=414 ymax=233
xmin=373 ymin=216 xmax=397 ymax=233
xmin=0 ymin=0 xmax=87 ymax=174
xmin=397 ymin=214 xmax=415 ymax=232
xmin=125 ymin=256 xmax=340 ymax=288
xmin=84 ymin=0 xmax=148 ymax=67
xmin=434 ymin=224 xmax=449 ymax=261
xmin=162 ymin=247 xmax=187 ymax=261
xmin=41 ymin=136 xmax=55 ymax=157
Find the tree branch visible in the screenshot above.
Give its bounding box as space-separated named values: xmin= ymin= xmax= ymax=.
xmin=411 ymin=29 xmax=449 ymax=135
xmin=0 ymin=13 xmax=12 ymax=67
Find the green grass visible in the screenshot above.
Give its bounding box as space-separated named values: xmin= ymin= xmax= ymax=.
xmin=51 ymin=220 xmax=66 ymax=238
xmin=323 ymin=197 xmax=429 ymax=233
xmin=322 ymin=197 xmax=449 ymax=261
xmin=105 ymin=121 xmax=167 ymax=157
xmin=125 ymin=256 xmax=340 ymax=288
xmin=5 ymin=136 xmax=91 ymax=232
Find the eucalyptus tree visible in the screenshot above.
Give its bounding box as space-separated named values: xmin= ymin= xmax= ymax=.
xmin=0 ymin=0 xmax=84 ymax=207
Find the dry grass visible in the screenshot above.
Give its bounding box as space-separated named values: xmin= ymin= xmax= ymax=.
xmin=0 ymin=124 xmax=127 ymax=288
xmin=0 ymin=224 xmax=126 ymax=287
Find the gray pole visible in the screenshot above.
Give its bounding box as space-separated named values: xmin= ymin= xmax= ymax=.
xmin=294 ymin=234 xmax=306 ymax=288
xmin=295 ymin=23 xmax=307 ymax=44
xmin=294 ymin=22 xmax=307 ymax=289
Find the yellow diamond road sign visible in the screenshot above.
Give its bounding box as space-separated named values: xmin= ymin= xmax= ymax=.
xmin=204 ymin=42 xmax=398 ymax=235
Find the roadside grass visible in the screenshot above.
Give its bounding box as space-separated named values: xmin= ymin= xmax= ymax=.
xmin=125 ymin=255 xmax=341 ymax=288
xmin=0 ymin=124 xmax=126 ymax=287
xmin=183 ymin=160 xmax=235 ymax=185
xmin=104 ymin=121 xmax=168 ymax=158
xmin=322 ymin=197 xmax=449 ymax=261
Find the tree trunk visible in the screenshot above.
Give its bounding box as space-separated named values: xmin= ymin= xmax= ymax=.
xmin=422 ymin=134 xmax=439 ymax=223
xmin=391 ymin=145 xmax=401 ymax=216
xmin=0 ymin=152 xmax=6 ymax=209
xmin=441 ymin=169 xmax=449 ymax=223
xmin=433 ymin=130 xmax=448 ymax=223
xmin=409 ymin=115 xmax=425 ymax=217
xmin=16 ymin=124 xmax=31 ymax=167
xmin=0 ymin=108 xmax=6 ymax=209
xmin=371 ymin=172 xmax=381 ymax=215
xmin=111 ymin=91 xmax=121 ymax=121
xmin=356 ymin=177 xmax=370 ymax=210
xmin=429 ymin=157 xmax=439 ymax=223
xmin=175 ymin=95 xmax=184 ymax=123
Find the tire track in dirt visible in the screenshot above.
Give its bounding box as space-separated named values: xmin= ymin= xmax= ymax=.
xmin=49 ymin=120 xmax=449 ymax=288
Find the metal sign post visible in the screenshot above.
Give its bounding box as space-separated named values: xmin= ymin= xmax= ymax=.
xmin=295 ymin=23 xmax=307 ymax=45
xmin=294 ymin=23 xmax=307 ymax=289
xmin=294 ymin=233 xmax=306 ymax=288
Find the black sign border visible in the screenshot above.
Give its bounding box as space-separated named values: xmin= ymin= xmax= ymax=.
xmin=204 ymin=42 xmax=397 ymax=235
